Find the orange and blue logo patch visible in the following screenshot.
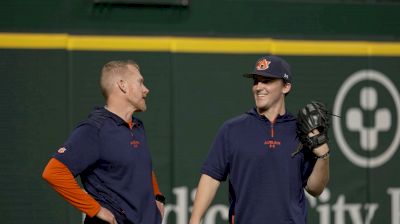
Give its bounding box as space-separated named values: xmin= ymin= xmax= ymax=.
xmin=57 ymin=147 xmax=67 ymax=153
xmin=130 ymin=140 xmax=141 ymax=148
xmin=256 ymin=59 xmax=271 ymax=71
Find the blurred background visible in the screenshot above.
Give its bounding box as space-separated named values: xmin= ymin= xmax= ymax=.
xmin=1 ymin=0 xmax=400 ymax=223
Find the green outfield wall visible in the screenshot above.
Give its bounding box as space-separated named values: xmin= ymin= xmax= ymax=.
xmin=1 ymin=0 xmax=400 ymax=223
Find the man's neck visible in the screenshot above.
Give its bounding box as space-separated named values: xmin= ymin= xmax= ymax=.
xmin=105 ymin=101 xmax=135 ymax=123
xmin=258 ymin=101 xmax=286 ymax=122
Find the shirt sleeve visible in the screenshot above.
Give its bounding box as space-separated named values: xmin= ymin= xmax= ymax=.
xmin=54 ymin=124 xmax=101 ymax=176
xmin=42 ymin=158 xmax=101 ymax=217
xmin=200 ymin=124 xmax=230 ymax=181
xmin=152 ymin=171 xmax=162 ymax=195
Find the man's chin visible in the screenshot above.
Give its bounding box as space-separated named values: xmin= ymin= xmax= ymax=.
xmin=139 ymin=105 xmax=147 ymax=112
xmin=133 ymin=106 xmax=147 ymax=112
xmin=255 ymin=102 xmax=267 ymax=109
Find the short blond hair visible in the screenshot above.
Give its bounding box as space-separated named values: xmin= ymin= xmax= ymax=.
xmin=100 ymin=60 xmax=140 ymax=99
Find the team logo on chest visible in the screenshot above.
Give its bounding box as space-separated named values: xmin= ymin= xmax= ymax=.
xmin=130 ymin=140 xmax=141 ymax=148
xmin=264 ymin=139 xmax=281 ymax=149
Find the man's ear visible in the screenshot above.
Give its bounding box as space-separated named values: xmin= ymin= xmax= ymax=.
xmin=117 ymin=79 xmax=127 ymax=93
xmin=283 ymin=82 xmax=292 ymax=94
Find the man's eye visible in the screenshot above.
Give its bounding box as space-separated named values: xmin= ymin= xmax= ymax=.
xmin=253 ymin=79 xmax=270 ymax=85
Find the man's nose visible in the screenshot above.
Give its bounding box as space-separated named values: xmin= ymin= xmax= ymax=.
xmin=143 ymin=85 xmax=149 ymax=94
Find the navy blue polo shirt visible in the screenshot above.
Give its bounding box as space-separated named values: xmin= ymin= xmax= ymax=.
xmin=201 ymin=108 xmax=316 ymax=224
xmin=54 ymin=107 xmax=161 ymax=224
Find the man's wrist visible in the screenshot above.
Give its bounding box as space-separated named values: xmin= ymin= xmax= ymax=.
xmin=312 ymin=143 xmax=329 ymax=156
xmin=315 ymin=150 xmax=330 ymax=159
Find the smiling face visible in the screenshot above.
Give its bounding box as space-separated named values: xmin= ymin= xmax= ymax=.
xmin=252 ymin=75 xmax=291 ymax=115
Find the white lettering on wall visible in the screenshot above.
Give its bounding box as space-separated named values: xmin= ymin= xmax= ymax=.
xmin=388 ymin=188 xmax=400 ymax=224
xmin=163 ymin=186 xmax=228 ymax=224
xmin=163 ymin=186 xmax=189 ymax=224
xmin=306 ymin=188 xmax=378 ymax=224
xmin=159 ymin=186 xmax=400 ymax=223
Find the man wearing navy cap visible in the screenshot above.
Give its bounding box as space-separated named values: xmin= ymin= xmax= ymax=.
xmin=190 ymin=56 xmax=330 ymax=224
xmin=42 ymin=60 xmax=164 ymax=224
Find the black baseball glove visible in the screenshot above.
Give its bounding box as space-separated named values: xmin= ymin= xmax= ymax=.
xmin=297 ymin=101 xmax=330 ymax=149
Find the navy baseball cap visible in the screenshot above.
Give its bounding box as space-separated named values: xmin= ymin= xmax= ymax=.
xmin=243 ymin=55 xmax=292 ymax=83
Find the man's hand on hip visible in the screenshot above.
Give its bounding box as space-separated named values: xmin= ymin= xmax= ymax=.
xmin=96 ymin=206 xmax=118 ymax=224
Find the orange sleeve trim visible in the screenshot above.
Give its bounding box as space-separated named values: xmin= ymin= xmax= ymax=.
xmin=152 ymin=171 xmax=162 ymax=196
xmin=42 ymin=158 xmax=101 ymax=217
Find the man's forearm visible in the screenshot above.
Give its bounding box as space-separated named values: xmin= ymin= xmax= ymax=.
xmin=306 ymin=144 xmax=330 ymax=196
xmin=42 ymin=158 xmax=101 ymax=217
xmin=190 ymin=174 xmax=221 ymax=224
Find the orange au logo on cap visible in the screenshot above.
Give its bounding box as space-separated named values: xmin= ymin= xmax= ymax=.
xmin=256 ymin=59 xmax=271 ymax=71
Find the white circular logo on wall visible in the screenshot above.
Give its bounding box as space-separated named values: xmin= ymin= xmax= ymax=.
xmin=333 ymin=69 xmax=400 ymax=168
